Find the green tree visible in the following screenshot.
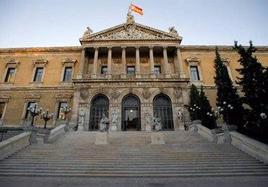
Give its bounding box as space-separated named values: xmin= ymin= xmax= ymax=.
xmin=214 ymin=47 xmax=244 ymax=129
xmin=199 ymin=86 xmax=217 ymax=129
xmin=234 ymin=41 xmax=268 ymax=142
xmin=188 ymin=84 xmax=201 ymax=120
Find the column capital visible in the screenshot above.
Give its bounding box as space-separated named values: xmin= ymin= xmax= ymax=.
xmin=107 ymin=46 xmax=113 ymax=50
xmin=93 ymin=46 xmax=99 ymax=50
xmin=121 ymin=46 xmax=127 ymax=49
xmin=135 ymin=46 xmax=140 ymax=49
xmin=163 ymin=46 xmax=168 ymax=49
xmin=149 ymin=45 xmax=154 ymax=49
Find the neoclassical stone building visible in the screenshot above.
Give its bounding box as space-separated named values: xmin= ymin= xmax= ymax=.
xmin=0 ymin=15 xmax=268 ymax=130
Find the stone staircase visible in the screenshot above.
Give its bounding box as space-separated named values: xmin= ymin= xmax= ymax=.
xmin=0 ymin=131 xmax=268 ymax=177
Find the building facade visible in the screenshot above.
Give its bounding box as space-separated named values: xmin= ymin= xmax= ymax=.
xmin=0 ymin=15 xmax=268 ymax=130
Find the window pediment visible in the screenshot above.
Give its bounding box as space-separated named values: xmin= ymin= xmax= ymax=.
xmin=62 ymin=58 xmax=77 ymax=66
xmin=33 ymin=59 xmax=48 ymax=67
xmin=185 ymin=57 xmax=201 ymax=65
xmin=5 ymin=59 xmax=20 ymax=68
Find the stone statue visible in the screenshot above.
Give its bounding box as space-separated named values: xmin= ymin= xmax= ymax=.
xmin=177 ymin=107 xmax=183 ymax=121
xmin=83 ymin=27 xmax=93 ymax=38
xmin=99 ymin=113 xmax=109 ymax=132
xmin=168 ymin=26 xmax=179 ymax=37
xmin=78 ymin=110 xmax=85 ymax=131
xmin=126 ymin=12 xmax=135 ymax=25
xmin=111 ymin=109 xmax=118 ymax=124
xmin=152 ymin=117 xmax=162 ymax=131
xmin=145 ymin=111 xmax=152 ymax=131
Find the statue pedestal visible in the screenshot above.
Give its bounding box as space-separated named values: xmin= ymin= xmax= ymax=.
xmin=95 ymin=132 xmax=108 ymax=145
xmin=145 ymin=124 xmax=151 ymax=132
xmin=151 ymin=132 xmax=165 ymax=145
xmin=77 ymin=123 xmax=84 ymax=131
xmin=109 ymin=124 xmax=117 ymax=131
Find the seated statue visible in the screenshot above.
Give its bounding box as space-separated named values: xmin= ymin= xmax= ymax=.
xmin=152 ymin=117 xmax=162 ymax=131
xmin=99 ymin=113 xmax=109 ymax=132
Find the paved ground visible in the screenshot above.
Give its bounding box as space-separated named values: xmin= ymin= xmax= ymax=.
xmin=0 ymin=176 xmax=268 ymax=187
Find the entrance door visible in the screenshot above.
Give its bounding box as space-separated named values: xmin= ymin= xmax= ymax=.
xmin=89 ymin=95 xmax=109 ymax=131
xmin=122 ymin=94 xmax=141 ymax=131
xmin=153 ymin=94 xmax=174 ymax=130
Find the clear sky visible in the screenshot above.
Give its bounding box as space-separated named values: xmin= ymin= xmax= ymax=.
xmin=0 ymin=0 xmax=267 ymax=48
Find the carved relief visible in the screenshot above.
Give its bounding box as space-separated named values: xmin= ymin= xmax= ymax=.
xmin=80 ymin=88 xmax=90 ymax=100
xmin=110 ymin=89 xmax=120 ymax=99
xmin=142 ymin=88 xmax=151 ymax=99
xmin=174 ymin=87 xmax=182 ymax=98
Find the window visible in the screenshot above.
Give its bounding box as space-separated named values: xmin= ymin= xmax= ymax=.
xmin=190 ymin=66 xmax=200 ymax=81
xmin=25 ymin=102 xmax=37 ymax=119
xmin=101 ymin=66 xmax=107 ymax=75
xmin=63 ymin=67 xmax=72 ymax=82
xmin=154 ymin=65 xmax=161 ymax=75
xmin=127 ymin=66 xmax=135 ymax=75
xmin=57 ymin=102 xmax=68 ymax=119
xmin=33 ymin=67 xmax=43 ymax=82
xmin=0 ymin=102 xmax=6 ymax=119
xmin=4 ymin=68 xmax=15 ymax=83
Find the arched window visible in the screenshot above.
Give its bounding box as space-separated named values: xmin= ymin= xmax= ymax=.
xmin=89 ymin=94 xmax=109 ymax=131
xmin=153 ymin=94 xmax=174 ymax=130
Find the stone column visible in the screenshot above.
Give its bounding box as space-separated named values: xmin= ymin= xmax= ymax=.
xmin=77 ymin=48 xmax=85 ymax=79
xmin=135 ymin=46 xmax=141 ymax=78
xmin=163 ymin=46 xmax=170 ymax=78
xmin=176 ymin=47 xmax=186 ymax=78
xmin=107 ymin=47 xmax=112 ymax=78
xmin=149 ymin=46 xmax=155 ymax=78
xmin=121 ymin=46 xmax=126 ymax=78
xmin=70 ymin=90 xmax=80 ymax=128
xmin=92 ymin=47 xmax=98 ymax=78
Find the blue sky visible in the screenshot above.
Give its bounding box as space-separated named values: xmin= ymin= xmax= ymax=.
xmin=0 ymin=0 xmax=267 ymax=48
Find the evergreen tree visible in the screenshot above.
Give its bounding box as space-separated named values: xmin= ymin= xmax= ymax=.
xmin=234 ymin=41 xmax=268 ymax=141
xmin=199 ymin=86 xmax=217 ymax=129
xmin=214 ymin=47 xmax=244 ymax=129
xmin=188 ymin=84 xmax=201 ymax=120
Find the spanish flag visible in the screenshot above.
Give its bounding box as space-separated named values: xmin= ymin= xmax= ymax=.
xmin=130 ymin=4 xmax=143 ymax=15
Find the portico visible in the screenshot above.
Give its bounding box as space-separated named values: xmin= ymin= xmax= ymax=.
xmin=72 ymin=14 xmax=190 ymax=132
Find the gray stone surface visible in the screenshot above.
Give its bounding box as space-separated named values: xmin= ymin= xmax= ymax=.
xmin=95 ymin=132 xmax=108 ymax=145
xmin=0 ymin=176 xmax=268 ymax=187
xmin=151 ymin=132 xmax=165 ymax=144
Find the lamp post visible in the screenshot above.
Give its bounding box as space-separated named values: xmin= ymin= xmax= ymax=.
xmin=40 ymin=110 xmax=54 ymax=129
xmin=60 ymin=105 xmax=72 ymax=126
xmin=27 ymin=104 xmax=42 ymax=126
xmin=189 ymin=104 xmax=201 ymax=120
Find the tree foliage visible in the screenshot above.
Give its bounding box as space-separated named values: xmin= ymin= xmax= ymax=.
xmin=234 ymin=41 xmax=268 ymax=142
xmin=214 ymin=47 xmax=244 ymax=129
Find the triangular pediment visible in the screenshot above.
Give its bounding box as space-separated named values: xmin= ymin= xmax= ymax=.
xmin=80 ymin=23 xmax=182 ymax=42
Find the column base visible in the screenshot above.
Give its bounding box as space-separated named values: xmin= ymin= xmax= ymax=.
xmin=91 ymin=74 xmax=97 ymax=78
xmin=121 ymin=74 xmax=126 ymax=78
xmin=165 ymin=74 xmax=171 ymax=78
xmin=135 ymin=74 xmax=141 ymax=78
xmin=179 ymin=72 xmax=186 ymax=78
xmin=106 ymin=74 xmax=112 ymax=79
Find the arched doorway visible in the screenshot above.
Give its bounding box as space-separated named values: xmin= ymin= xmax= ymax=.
xmin=153 ymin=94 xmax=174 ymax=130
xmin=89 ymin=94 xmax=109 ymax=131
xmin=121 ymin=94 xmax=141 ymax=131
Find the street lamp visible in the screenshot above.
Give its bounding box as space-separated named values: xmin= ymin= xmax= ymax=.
xmin=60 ymin=104 xmax=72 ymax=126
xmin=40 ymin=110 xmax=54 ymax=129
xmin=27 ymin=104 xmax=42 ymax=126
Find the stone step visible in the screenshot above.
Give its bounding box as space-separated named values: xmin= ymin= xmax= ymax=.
xmin=1 ymin=162 xmax=264 ymax=167
xmin=0 ymin=170 xmax=268 ymax=178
